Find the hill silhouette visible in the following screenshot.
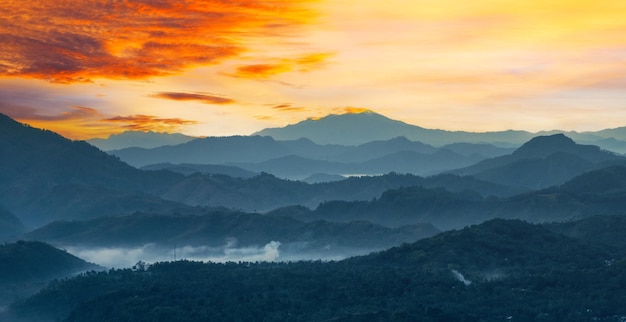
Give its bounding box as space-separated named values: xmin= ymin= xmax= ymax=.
xmin=450 ymin=134 xmax=626 ymax=189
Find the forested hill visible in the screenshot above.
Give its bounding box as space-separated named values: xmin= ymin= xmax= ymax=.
xmin=8 ymin=218 xmax=626 ymax=322
xmin=0 ymin=241 xmax=102 ymax=285
xmin=352 ymin=218 xmax=615 ymax=276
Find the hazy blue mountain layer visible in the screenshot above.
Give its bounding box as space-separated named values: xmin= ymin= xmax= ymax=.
xmin=22 ymin=209 xmax=440 ymax=260
xmin=254 ymin=110 xmax=626 ymax=153
xmin=87 ymin=131 xmax=196 ymax=151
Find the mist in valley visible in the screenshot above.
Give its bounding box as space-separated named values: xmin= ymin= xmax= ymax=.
xmin=62 ymin=240 xmax=376 ymax=269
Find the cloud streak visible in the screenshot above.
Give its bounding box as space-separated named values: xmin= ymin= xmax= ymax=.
xmin=0 ymin=1 xmax=317 ymax=83
xmin=235 ymin=53 xmax=333 ymax=79
xmin=152 ymin=92 xmax=235 ymax=105
xmin=102 ymin=114 xmax=198 ymax=132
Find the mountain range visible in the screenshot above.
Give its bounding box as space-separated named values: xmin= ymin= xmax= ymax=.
xmin=3 ymin=111 xmax=626 ymax=231
xmin=109 ymin=135 xmax=514 ymax=179
xmin=6 ymin=109 xmax=626 ymax=321
xmin=254 ymin=110 xmax=626 ymax=153
xmin=102 ymin=111 xmax=626 ymax=181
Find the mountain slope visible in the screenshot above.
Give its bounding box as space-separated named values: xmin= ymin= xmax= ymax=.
xmin=546 ymin=215 xmax=626 ymax=250
xmin=87 ymin=131 xmax=196 ymax=151
xmin=355 ymin=218 xmax=614 ymax=276
xmin=0 ymin=240 xmax=103 ymax=308
xmin=0 ymin=113 xmax=184 ymax=227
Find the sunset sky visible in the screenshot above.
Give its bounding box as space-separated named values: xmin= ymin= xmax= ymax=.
xmin=1 ymin=0 xmax=625 ymax=139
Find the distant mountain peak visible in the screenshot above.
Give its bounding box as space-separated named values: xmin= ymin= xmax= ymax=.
xmin=307 ymin=108 xmax=377 ymax=120
xmin=254 ymin=110 xmax=423 ymax=145
xmin=512 ymin=134 xmax=579 ymax=158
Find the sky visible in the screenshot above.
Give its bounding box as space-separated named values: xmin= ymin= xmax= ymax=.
xmin=0 ymin=0 xmax=625 ymax=140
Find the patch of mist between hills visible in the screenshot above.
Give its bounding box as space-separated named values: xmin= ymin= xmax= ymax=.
xmin=64 ymin=240 xmax=376 ymax=268
xmin=65 ymin=240 xmax=281 ymax=269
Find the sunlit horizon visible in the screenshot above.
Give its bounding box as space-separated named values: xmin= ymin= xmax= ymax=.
xmin=1 ymin=0 xmax=625 ymax=139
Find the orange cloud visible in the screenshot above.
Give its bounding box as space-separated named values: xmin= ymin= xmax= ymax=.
xmin=152 ymin=92 xmax=235 ymax=105
xmin=271 ymin=103 xmax=306 ymax=112
xmin=0 ymin=1 xmax=317 ymax=83
xmin=235 ymin=53 xmax=332 ymax=78
xmin=102 ymin=115 xmax=198 ymax=132
xmin=0 ymin=104 xmax=115 ymax=139
xmin=1 ymin=100 xmax=200 ymax=139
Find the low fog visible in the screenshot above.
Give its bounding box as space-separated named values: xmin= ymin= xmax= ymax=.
xmin=63 ymin=238 xmax=379 ymax=269
xmin=66 ymin=240 xmax=283 ymax=268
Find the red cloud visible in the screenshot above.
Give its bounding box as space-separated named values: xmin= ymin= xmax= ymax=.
xmin=0 ymin=1 xmax=316 ymax=83
xmin=152 ymin=92 xmax=235 ymax=105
